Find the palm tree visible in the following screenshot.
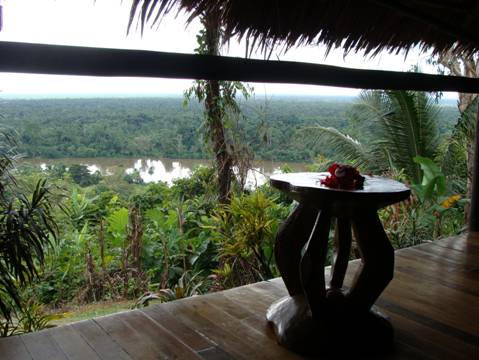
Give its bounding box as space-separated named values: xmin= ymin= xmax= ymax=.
xmin=0 ymin=131 xmax=58 ymax=322
xmin=302 ymin=90 xmax=440 ymax=184
xmin=129 ymin=1 xmax=253 ymax=204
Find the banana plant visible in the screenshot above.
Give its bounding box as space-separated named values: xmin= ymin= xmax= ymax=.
xmin=107 ymin=207 xmax=129 ymax=248
xmin=411 ymin=156 xmax=446 ymax=203
xmin=411 ymin=156 xmax=464 ymax=238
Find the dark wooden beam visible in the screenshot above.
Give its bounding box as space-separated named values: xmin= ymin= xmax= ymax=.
xmin=469 ymin=101 xmax=479 ymax=232
xmin=1 ymin=41 xmax=479 ymax=93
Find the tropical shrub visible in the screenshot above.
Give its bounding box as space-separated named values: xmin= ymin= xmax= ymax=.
xmin=0 ymin=131 xmax=58 ymax=331
xmin=380 ymin=157 xmax=465 ymax=248
xmin=206 ymin=190 xmax=289 ymax=287
xmin=133 ymin=270 xmax=208 ymax=308
xmin=68 ymin=164 xmax=102 ymax=187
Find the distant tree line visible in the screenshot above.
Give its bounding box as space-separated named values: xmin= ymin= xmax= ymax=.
xmin=0 ymin=97 xmax=459 ymax=162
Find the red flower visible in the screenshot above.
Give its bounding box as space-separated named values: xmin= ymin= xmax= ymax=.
xmin=321 ymin=163 xmax=365 ymax=190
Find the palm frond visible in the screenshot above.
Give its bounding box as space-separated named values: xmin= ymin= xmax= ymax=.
xmin=387 ymin=90 xmax=439 ymax=183
xmin=128 ymin=0 xmax=178 ymax=35
xmin=298 ymin=126 xmax=370 ymax=170
xmin=356 ymin=90 xmax=440 ymax=183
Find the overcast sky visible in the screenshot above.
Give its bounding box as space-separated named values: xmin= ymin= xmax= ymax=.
xmin=0 ymin=0 xmax=458 ymax=99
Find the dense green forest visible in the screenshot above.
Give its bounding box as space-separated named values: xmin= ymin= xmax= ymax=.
xmin=0 ymin=96 xmax=459 ymax=162
xmin=0 ymin=93 xmax=469 ymax=335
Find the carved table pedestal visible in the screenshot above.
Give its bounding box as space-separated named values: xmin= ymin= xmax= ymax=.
xmin=267 ymin=172 xmax=410 ymax=356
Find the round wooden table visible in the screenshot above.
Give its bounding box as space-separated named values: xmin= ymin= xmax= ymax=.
xmin=266 ymin=172 xmax=410 ymax=356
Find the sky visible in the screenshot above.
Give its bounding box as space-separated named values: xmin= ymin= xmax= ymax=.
xmin=0 ymin=0 xmax=458 ymax=99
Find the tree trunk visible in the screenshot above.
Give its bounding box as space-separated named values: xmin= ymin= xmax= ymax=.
xmin=203 ymin=11 xmax=233 ymax=204
xmin=122 ymin=236 xmax=129 ymax=298
xmin=85 ymin=249 xmax=97 ymax=302
xmin=437 ymin=52 xmax=478 ymax=222
xmin=467 ymin=136 xmax=476 ymax=222
xmin=99 ymin=219 xmax=105 ymax=271
xmin=128 ymin=207 xmax=143 ymax=272
xmin=160 ymin=236 xmax=169 ymax=289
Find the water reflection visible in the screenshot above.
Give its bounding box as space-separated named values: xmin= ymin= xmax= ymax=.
xmin=31 ymin=157 xmax=307 ymax=189
xmin=125 ymin=159 xmax=280 ymax=187
xmin=126 ymin=159 xmax=192 ymax=185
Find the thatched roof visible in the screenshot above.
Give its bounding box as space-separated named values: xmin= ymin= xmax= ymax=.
xmin=129 ymin=0 xmax=479 ymax=56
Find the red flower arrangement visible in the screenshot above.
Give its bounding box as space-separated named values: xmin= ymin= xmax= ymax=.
xmin=320 ymin=163 xmax=365 ymax=190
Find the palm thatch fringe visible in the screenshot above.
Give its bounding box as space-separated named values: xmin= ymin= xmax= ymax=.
xmin=129 ymin=0 xmax=479 ymax=57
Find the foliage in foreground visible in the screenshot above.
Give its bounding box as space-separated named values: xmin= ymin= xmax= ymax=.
xmin=20 ymin=156 xmax=465 ymax=319
xmin=19 ymin=165 xmax=291 ymax=317
xmin=0 ymin=131 xmax=58 ymax=334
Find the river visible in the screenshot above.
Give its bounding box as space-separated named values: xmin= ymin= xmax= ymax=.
xmin=22 ymin=157 xmax=309 ymax=188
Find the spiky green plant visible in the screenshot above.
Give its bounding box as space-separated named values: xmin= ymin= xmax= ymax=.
xmin=0 ymin=131 xmax=58 ymax=322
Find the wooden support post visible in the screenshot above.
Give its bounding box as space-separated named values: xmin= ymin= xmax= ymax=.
xmin=469 ymin=100 xmax=479 ymax=231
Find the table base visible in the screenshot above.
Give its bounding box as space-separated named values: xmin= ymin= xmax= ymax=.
xmin=269 ymin=203 xmax=396 ymax=355
xmin=266 ymin=293 xmax=394 ymax=356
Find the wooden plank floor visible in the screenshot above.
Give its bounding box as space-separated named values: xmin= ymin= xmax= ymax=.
xmin=1 ymin=233 xmax=478 ymax=359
